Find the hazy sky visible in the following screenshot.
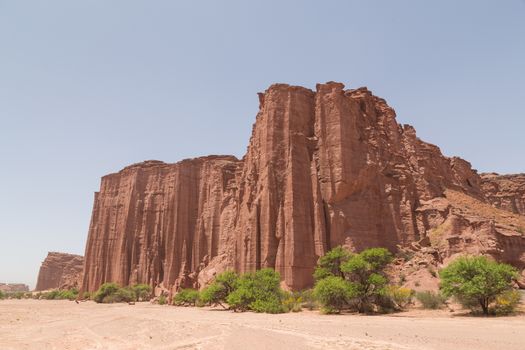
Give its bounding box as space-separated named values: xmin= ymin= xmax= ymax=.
xmin=1 ymin=1 xmax=524 ymax=288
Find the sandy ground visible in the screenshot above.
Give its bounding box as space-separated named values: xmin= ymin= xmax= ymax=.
xmin=0 ymin=300 xmax=524 ymax=350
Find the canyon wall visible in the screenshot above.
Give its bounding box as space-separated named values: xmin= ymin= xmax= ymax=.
xmin=35 ymin=252 xmax=84 ymax=291
xmin=81 ymin=82 xmax=525 ymax=293
xmin=482 ymin=173 xmax=525 ymax=216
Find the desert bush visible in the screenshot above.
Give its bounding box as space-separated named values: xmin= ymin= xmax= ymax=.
xmin=41 ymin=290 xmax=59 ymax=300
xmin=158 ymin=294 xmax=167 ymax=305
xmin=82 ymin=292 xmax=92 ymax=300
xmin=11 ymin=292 xmax=25 ymax=299
xmin=226 ymin=268 xmax=285 ymax=313
xmin=300 ymin=289 xmax=319 ymax=310
xmin=341 ymin=247 xmax=393 ymax=313
xmin=415 ymin=291 xmax=446 ymax=309
xmin=313 ymin=276 xmax=352 ymax=314
xmin=132 ymin=284 xmax=152 ymax=301
xmin=386 ymin=286 xmax=414 ymax=310
xmin=493 ymin=289 xmax=521 ymax=315
xmin=200 ymin=271 xmax=239 ymax=308
xmin=173 ymin=289 xmax=200 ymax=306
xmin=314 ymin=246 xmax=351 ymax=281
xmin=93 ymin=283 xmax=125 ymax=303
xmin=56 ymin=289 xmax=79 ymax=301
xmin=282 ymin=291 xmax=303 ymax=313
xmin=440 ymin=256 xmax=518 ymax=315
xmin=108 ymin=287 xmax=135 ymax=303
xmin=0 ymin=290 xmax=5 ymax=300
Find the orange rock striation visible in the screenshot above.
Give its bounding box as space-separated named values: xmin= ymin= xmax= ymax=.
xmin=80 ymin=82 xmax=525 ymax=293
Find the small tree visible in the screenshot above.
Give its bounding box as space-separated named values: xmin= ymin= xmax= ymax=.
xmin=341 ymin=248 xmax=393 ymax=313
xmin=313 ymin=276 xmax=352 ymax=314
xmin=226 ymin=268 xmax=284 ymax=313
xmin=314 ymin=246 xmax=352 ymax=281
xmin=439 ymin=256 xmax=518 ymax=315
xmin=200 ymin=271 xmax=239 ymax=308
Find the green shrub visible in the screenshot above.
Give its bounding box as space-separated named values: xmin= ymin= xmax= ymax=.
xmin=200 ymin=271 xmax=239 ymax=308
xmin=57 ymin=289 xmax=79 ymax=301
xmin=440 ymin=256 xmax=518 ymax=315
xmin=93 ymin=283 xmax=122 ymax=303
xmin=158 ymin=294 xmax=167 ymax=305
xmin=300 ymin=289 xmax=319 ymax=310
xmin=82 ymin=292 xmax=92 ymax=300
xmin=173 ymin=289 xmax=200 ymax=306
xmin=282 ymin=291 xmax=303 ymax=313
xmin=226 ymin=268 xmax=285 ymax=313
xmin=494 ymin=289 xmax=521 ymax=315
xmin=313 ymin=276 xmax=352 ymax=314
xmin=42 ymin=289 xmax=79 ymax=300
xmin=11 ymin=292 xmax=25 ymax=299
xmin=132 ymin=284 xmax=152 ymax=301
xmin=104 ymin=287 xmax=135 ymax=303
xmin=341 ymin=247 xmax=393 ymax=313
xmin=0 ymin=290 xmax=5 ymax=300
xmin=314 ymin=246 xmax=351 ymax=281
xmin=41 ymin=290 xmax=59 ymax=300
xmin=386 ymin=286 xmax=414 ymax=310
xmin=415 ymin=291 xmax=447 ymax=309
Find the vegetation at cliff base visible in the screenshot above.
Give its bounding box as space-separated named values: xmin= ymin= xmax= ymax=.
xmin=40 ymin=288 xmax=79 ymax=300
xmin=415 ymin=291 xmax=447 ymax=309
xmin=313 ymin=247 xmax=399 ymax=314
xmin=50 ymin=250 xmax=522 ymax=317
xmin=439 ymin=256 xmax=519 ymax=315
xmin=93 ymin=283 xmax=152 ymax=303
xmin=173 ymin=289 xmax=200 ymax=306
xmin=226 ymin=268 xmax=285 ymax=313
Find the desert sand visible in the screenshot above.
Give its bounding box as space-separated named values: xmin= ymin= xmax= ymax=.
xmin=1 ymin=300 xmax=524 ymax=350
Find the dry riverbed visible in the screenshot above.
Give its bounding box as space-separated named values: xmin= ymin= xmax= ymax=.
xmin=0 ymin=299 xmax=524 ymax=350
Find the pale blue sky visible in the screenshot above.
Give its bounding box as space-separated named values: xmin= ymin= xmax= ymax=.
xmin=1 ymin=1 xmax=524 ymax=288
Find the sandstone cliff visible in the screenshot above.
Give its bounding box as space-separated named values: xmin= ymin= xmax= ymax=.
xmin=81 ymin=82 xmax=525 ymax=293
xmin=482 ymin=173 xmax=525 ymax=216
xmin=35 ymin=252 xmax=84 ymax=291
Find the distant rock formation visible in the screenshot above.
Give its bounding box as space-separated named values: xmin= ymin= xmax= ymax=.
xmin=35 ymin=252 xmax=84 ymax=291
xmin=80 ymin=82 xmax=525 ymax=293
xmin=0 ymin=283 xmax=29 ymax=293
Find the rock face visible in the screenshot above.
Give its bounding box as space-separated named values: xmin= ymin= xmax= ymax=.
xmin=35 ymin=252 xmax=84 ymax=291
xmin=0 ymin=283 xmax=29 ymax=293
xmin=481 ymin=173 xmax=525 ymax=216
xmin=81 ymin=82 xmax=525 ymax=293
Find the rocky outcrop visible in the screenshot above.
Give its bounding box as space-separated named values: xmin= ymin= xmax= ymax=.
xmin=0 ymin=283 xmax=29 ymax=293
xmin=81 ymin=82 xmax=525 ymax=293
xmin=35 ymin=252 xmax=84 ymax=291
xmin=481 ymin=173 xmax=525 ymax=216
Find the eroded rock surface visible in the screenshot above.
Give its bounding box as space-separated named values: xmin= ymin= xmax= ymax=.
xmin=482 ymin=173 xmax=525 ymax=216
xmin=81 ymin=82 xmax=525 ymax=293
xmin=35 ymin=252 xmax=84 ymax=291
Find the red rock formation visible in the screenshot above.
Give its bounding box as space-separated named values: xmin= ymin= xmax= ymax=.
xmin=481 ymin=173 xmax=525 ymax=216
xmin=81 ymin=82 xmax=525 ymax=293
xmin=0 ymin=283 xmax=29 ymax=293
xmin=35 ymin=252 xmax=84 ymax=291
